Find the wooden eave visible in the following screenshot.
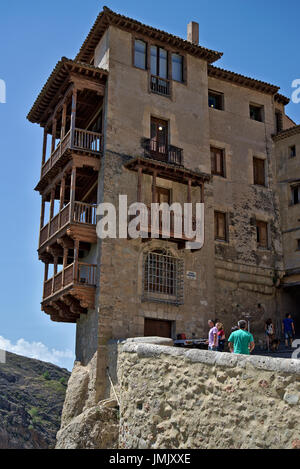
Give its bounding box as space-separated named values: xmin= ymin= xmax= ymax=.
xmin=208 ymin=65 xmax=281 ymax=96
xmin=76 ymin=6 xmax=223 ymax=64
xmin=274 ymin=93 xmax=290 ymax=106
xmin=27 ymin=57 xmax=108 ymax=126
xmin=273 ymin=124 xmax=300 ymax=142
xmin=125 ymin=156 xmax=211 ymax=185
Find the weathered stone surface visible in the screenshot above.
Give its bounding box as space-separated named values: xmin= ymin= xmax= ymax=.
xmin=118 ymin=343 xmax=300 ymax=449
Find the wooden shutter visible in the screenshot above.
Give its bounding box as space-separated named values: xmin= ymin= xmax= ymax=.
xmin=253 ymin=157 xmax=265 ymax=186
xmin=257 ymin=221 xmax=268 ymax=248
xmin=215 ymin=211 xmax=226 ymax=240
xmin=211 ymin=147 xmax=224 ymax=176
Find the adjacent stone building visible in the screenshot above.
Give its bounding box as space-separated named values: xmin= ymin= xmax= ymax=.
xmin=28 ymin=7 xmax=299 ymax=400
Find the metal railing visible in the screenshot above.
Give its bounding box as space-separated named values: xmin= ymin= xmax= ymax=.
xmin=150 ymin=75 xmax=170 ymax=96
xmin=143 ymin=138 xmax=184 ymax=166
xmin=41 ymin=128 xmax=103 ymax=178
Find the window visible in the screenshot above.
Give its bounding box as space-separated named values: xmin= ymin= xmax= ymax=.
xmin=250 ymin=104 xmax=264 ymax=122
xmin=143 ymin=250 xmax=184 ymax=305
xmin=253 ymin=157 xmax=266 ymax=186
xmin=172 ymin=53 xmax=183 ymax=82
xmin=150 ymin=117 xmax=168 ymax=156
xmin=208 ymin=90 xmax=224 ymax=110
xmin=215 ymin=211 xmax=227 ymax=241
xmin=134 ymin=39 xmax=147 ymax=69
xmin=151 ymin=46 xmax=168 ymax=79
xmin=256 ymin=221 xmax=268 ymax=248
xmin=211 ymin=147 xmax=225 ymax=177
xmin=289 ymin=145 xmax=296 ymax=158
xmin=296 ymin=239 xmax=300 ymax=251
xmin=292 ymin=185 xmax=300 ymax=205
xmin=275 ymin=110 xmax=283 ymax=133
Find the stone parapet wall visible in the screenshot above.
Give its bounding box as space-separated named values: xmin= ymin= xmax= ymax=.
xmin=118 ymin=340 xmax=300 ymax=449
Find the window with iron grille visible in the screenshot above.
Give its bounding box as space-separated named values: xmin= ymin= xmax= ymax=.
xmin=143 ymin=250 xmax=184 ymax=305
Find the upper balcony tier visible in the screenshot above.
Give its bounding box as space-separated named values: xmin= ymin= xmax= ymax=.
xmin=27 ymin=58 xmax=108 ymax=192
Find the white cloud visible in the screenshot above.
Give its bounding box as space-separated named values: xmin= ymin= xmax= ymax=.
xmin=0 ymin=336 xmax=74 ymax=369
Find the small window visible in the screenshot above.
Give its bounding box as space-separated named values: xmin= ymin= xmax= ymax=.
xmin=215 ymin=211 xmax=227 ymax=241
xmin=253 ymin=157 xmax=266 ymax=186
xmin=172 ymin=53 xmax=183 ymax=82
xmin=256 ymin=220 xmax=268 ymax=248
xmin=296 ymin=239 xmax=300 ymax=251
xmin=211 ymin=147 xmax=225 ymax=177
xmin=292 ymin=185 xmax=300 ymax=205
xmin=134 ymin=39 xmax=147 ymax=70
xmin=289 ymin=145 xmax=296 ymax=158
xmin=208 ymin=91 xmax=224 ymax=110
xmin=275 ymin=110 xmax=283 ymax=133
xmin=250 ymin=104 xmax=264 ymax=122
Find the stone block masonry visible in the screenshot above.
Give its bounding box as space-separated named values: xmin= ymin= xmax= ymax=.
xmin=118 ymin=340 xmax=300 ymax=449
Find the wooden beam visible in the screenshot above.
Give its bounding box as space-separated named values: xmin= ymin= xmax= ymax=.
xmin=61 ymin=102 xmax=67 ymax=140
xmin=70 ymin=88 xmax=77 ymax=147
xmin=51 ymin=118 xmax=57 ymax=154
xmin=137 ymin=166 xmax=142 ymax=203
xmin=152 ymin=170 xmax=157 ymax=203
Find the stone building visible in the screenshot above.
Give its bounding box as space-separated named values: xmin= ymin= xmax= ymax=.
xmin=27 ymin=7 xmax=299 ymax=399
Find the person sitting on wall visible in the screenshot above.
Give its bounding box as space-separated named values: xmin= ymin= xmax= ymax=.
xmin=206 ymin=319 xmax=218 ymax=351
xmin=282 ymin=313 xmax=295 ymax=349
xmin=216 ymin=322 xmax=226 ymax=352
xmin=228 ymin=320 xmax=255 ymax=355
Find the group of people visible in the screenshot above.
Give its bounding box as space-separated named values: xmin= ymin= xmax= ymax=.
xmin=207 ymin=313 xmax=296 ymax=355
xmin=207 ymin=319 xmax=254 ymax=355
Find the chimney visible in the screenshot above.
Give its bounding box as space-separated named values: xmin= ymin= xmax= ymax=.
xmin=187 ymin=21 xmax=199 ymax=45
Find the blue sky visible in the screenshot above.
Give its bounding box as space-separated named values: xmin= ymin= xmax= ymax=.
xmin=0 ymin=0 xmax=299 ymax=370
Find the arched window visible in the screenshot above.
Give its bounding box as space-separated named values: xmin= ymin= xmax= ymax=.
xmin=143 ymin=249 xmax=184 ymax=305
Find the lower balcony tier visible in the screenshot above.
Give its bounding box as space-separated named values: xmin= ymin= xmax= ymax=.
xmin=42 ymin=262 xmax=97 ymax=323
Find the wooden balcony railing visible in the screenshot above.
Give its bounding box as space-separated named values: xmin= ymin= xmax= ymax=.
xmin=150 ymin=75 xmax=170 ymax=97
xmin=136 ymin=205 xmax=196 ymax=241
xmin=43 ymin=262 xmax=97 ymax=299
xmin=143 ymin=138 xmax=184 ymax=166
xmin=39 ymin=201 xmax=97 ymax=247
xmin=41 ymin=128 xmax=103 ymax=178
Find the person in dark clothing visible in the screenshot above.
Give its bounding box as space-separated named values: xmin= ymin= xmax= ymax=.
xmin=216 ymin=322 xmax=225 ymax=352
xmin=282 ymin=313 xmax=295 ymax=348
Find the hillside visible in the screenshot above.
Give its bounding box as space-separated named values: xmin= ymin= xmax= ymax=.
xmin=0 ymin=351 xmax=70 ymax=449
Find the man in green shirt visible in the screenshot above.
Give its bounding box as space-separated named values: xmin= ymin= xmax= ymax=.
xmin=228 ymin=320 xmax=255 ymax=355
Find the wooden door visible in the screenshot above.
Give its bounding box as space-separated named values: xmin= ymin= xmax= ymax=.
xmin=144 ymin=318 xmax=172 ymax=338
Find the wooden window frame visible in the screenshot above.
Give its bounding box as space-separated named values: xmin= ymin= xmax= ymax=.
xmin=211 ymin=146 xmax=226 ymax=177
xmin=256 ymin=220 xmax=269 ymax=249
xmin=250 ymin=103 xmax=264 ymax=123
xmin=214 ymin=211 xmax=228 ymax=242
xmin=208 ymin=90 xmax=224 ymax=111
xmin=253 ymin=157 xmax=266 ymax=187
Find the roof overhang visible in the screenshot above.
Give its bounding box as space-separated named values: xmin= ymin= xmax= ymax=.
xmin=125 ymin=156 xmax=211 ymax=185
xmin=273 ymin=124 xmax=300 ymax=142
xmin=76 ymin=6 xmax=223 ymax=65
xmin=27 ymin=57 xmax=108 ymax=126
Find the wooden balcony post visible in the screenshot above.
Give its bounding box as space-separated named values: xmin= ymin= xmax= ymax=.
xmin=52 ymin=256 xmax=58 ymax=294
xmin=137 ymin=166 xmax=143 ymax=202
xmin=62 ymin=247 xmax=68 ymax=287
xmin=48 ymin=188 xmax=55 ymax=238
xmin=73 ymin=240 xmax=79 ymax=283
xmin=44 ymin=263 xmax=49 ymax=282
xmin=40 ymin=197 xmax=45 ymax=230
xmin=187 ymin=178 xmax=192 ymax=204
xmin=70 ymin=167 xmax=76 ymax=222
xmin=59 ymin=175 xmax=66 ymax=228
xmin=51 ymin=117 xmax=57 ymax=155
xmin=41 ymin=127 xmax=48 ymax=169
xmin=200 ymin=183 xmax=204 ymax=203
xmin=70 ymin=88 xmax=77 ymax=148
xmin=152 ymin=170 xmax=157 ymax=203
xmin=61 ymin=102 xmax=67 ymax=141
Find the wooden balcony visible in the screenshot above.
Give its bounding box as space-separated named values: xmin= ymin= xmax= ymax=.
xmin=143 ymin=139 xmax=183 ymax=166
xmin=42 ymin=262 xmax=97 ymax=323
xmin=150 ymin=75 xmax=170 ymax=97
xmin=41 ymin=128 xmax=103 ymax=180
xmin=139 ymin=205 xmax=196 ymax=243
xmin=39 ymin=201 xmax=97 ymax=250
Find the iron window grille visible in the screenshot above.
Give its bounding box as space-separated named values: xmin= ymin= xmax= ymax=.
xmin=142 ymin=250 xmax=184 ymax=305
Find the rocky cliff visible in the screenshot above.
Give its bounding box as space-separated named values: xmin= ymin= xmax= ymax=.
xmin=0 ymin=351 xmax=70 ymax=449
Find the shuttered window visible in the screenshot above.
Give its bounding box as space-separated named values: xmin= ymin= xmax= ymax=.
xmin=215 ymin=211 xmax=227 ymax=241
xmin=211 ymin=147 xmax=225 ymax=177
xmin=256 ymin=221 xmax=268 ymax=248
xmin=253 ymin=157 xmax=265 ymax=186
